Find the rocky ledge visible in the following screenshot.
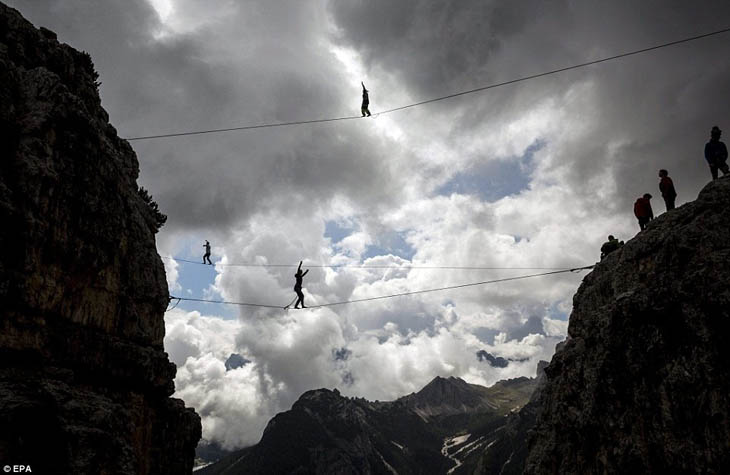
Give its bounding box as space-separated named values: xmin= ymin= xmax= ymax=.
xmin=526 ymin=177 xmax=730 ymax=474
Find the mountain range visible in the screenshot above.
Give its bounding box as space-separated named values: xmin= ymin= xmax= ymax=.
xmin=198 ymin=365 xmax=545 ymax=474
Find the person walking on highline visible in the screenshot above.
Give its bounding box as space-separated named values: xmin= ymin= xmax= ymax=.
xmin=293 ymin=261 xmax=309 ymax=309
xmin=203 ymin=240 xmax=212 ymax=265
xmin=704 ymin=126 xmax=729 ymax=180
xmin=658 ymin=169 xmax=677 ymax=211
xmin=633 ymin=193 xmax=654 ymax=231
xmin=361 ymin=82 xmax=371 ymax=117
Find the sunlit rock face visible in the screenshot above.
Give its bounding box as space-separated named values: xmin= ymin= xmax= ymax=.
xmin=526 ymin=177 xmax=730 ymax=474
xmin=0 ymin=3 xmax=200 ymax=473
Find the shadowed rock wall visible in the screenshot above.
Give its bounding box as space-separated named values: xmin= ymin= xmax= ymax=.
xmin=526 ymin=177 xmax=730 ymax=474
xmin=0 ymin=2 xmax=200 ymax=473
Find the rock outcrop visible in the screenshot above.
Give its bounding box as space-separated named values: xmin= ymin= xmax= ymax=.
xmin=400 ymin=376 xmax=502 ymax=418
xmin=0 ymin=3 xmax=200 ymax=474
xmin=526 ymin=177 xmax=730 ymax=474
xmin=475 ymin=360 xmax=549 ymax=474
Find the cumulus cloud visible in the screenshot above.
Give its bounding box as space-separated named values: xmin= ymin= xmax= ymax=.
xmin=166 ymin=305 xmax=562 ymax=447
xmin=163 ymin=257 xmax=181 ymax=292
xmin=164 ymin=309 xmax=240 ymax=366
xmin=12 ymin=0 xmax=730 ymax=450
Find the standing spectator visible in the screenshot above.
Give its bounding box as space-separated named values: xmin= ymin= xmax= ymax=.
xmin=633 ymin=193 xmax=654 ymax=231
xmin=704 ymin=126 xmax=729 ymax=180
xmin=658 ymin=169 xmax=677 ymax=211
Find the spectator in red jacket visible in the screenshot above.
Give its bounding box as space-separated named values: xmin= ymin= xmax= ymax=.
xmin=658 ymin=169 xmax=677 ymax=211
xmin=633 ymin=193 xmax=654 ymax=231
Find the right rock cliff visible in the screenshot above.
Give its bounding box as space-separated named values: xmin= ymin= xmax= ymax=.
xmin=525 ymin=177 xmax=730 ymax=474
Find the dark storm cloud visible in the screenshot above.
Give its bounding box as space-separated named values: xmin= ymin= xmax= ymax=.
xmin=8 ymin=1 xmax=238 ymax=132
xmin=8 ymin=0 xmax=408 ymax=234
xmin=329 ymin=0 xmax=565 ymax=98
xmin=329 ymin=0 xmax=730 ymax=209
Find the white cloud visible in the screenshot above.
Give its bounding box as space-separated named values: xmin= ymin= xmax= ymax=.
xmin=162 ymin=256 xmax=181 ymax=292
xmin=164 ymin=309 xmax=240 ymax=366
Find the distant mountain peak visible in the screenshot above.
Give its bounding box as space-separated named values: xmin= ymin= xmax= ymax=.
xmin=424 ymin=375 xmax=468 ymax=386
xmin=224 ymin=353 xmax=250 ymax=371
xmin=198 ymin=373 xmax=541 ymax=474
xmin=403 ymin=376 xmax=495 ymax=418
xmin=295 ymin=387 xmax=341 ymax=406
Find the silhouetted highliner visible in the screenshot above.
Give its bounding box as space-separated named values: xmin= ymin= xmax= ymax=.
xmin=293 ymin=261 xmax=309 ymax=309
xmin=361 ymin=82 xmax=371 ymax=117
xmin=600 ymin=235 xmax=623 ymax=259
xmin=634 ymin=193 xmax=654 ymax=231
xmin=203 ymin=240 xmax=212 ymax=265
xmin=658 ymin=169 xmax=677 ymax=211
xmin=705 ymin=126 xmax=729 ymax=180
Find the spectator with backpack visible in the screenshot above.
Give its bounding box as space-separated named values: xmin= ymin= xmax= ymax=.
xmin=634 ymin=193 xmax=654 ymax=231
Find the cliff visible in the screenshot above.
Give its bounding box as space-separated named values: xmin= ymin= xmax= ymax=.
xmin=526 ymin=177 xmax=730 ymax=474
xmin=475 ymin=360 xmax=549 ymax=474
xmin=0 ymin=3 xmax=200 ymax=474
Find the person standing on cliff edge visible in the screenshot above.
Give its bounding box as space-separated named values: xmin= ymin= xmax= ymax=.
xmin=293 ymin=261 xmax=309 ymax=309
xmin=203 ymin=240 xmax=212 ymax=265
xmin=634 ymin=193 xmax=654 ymax=231
xmin=704 ymin=126 xmax=729 ymax=180
xmin=658 ymin=169 xmax=677 ymax=211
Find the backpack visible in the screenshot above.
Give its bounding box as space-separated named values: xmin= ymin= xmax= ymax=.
xmin=633 ymin=198 xmax=643 ymax=218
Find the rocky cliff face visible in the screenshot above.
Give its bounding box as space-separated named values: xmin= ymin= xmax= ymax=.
xmin=475 ymin=360 xmax=548 ymax=475
xmin=0 ymin=3 xmax=200 ymax=473
xmin=526 ymin=177 xmax=730 ymax=474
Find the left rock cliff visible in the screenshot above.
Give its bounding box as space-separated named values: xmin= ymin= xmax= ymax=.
xmin=0 ymin=3 xmax=201 ymax=474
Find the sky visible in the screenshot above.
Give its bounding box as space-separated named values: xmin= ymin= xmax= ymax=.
xmin=8 ymin=0 xmax=730 ymax=449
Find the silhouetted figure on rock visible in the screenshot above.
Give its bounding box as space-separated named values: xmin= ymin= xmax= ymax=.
xmin=658 ymin=169 xmax=677 ymax=211
xmin=634 ymin=193 xmax=654 ymax=231
xmin=705 ymin=126 xmax=729 ymax=180
xmin=361 ymin=82 xmax=371 ymax=117
xmin=293 ymin=261 xmax=309 ymax=309
xmin=600 ymin=235 xmax=623 ymax=259
xmin=203 ymin=240 xmax=212 ymax=265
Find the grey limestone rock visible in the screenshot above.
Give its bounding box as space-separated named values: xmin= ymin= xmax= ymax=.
xmin=0 ymin=2 xmax=200 ymax=473
xmin=525 ymin=177 xmax=730 ymax=474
